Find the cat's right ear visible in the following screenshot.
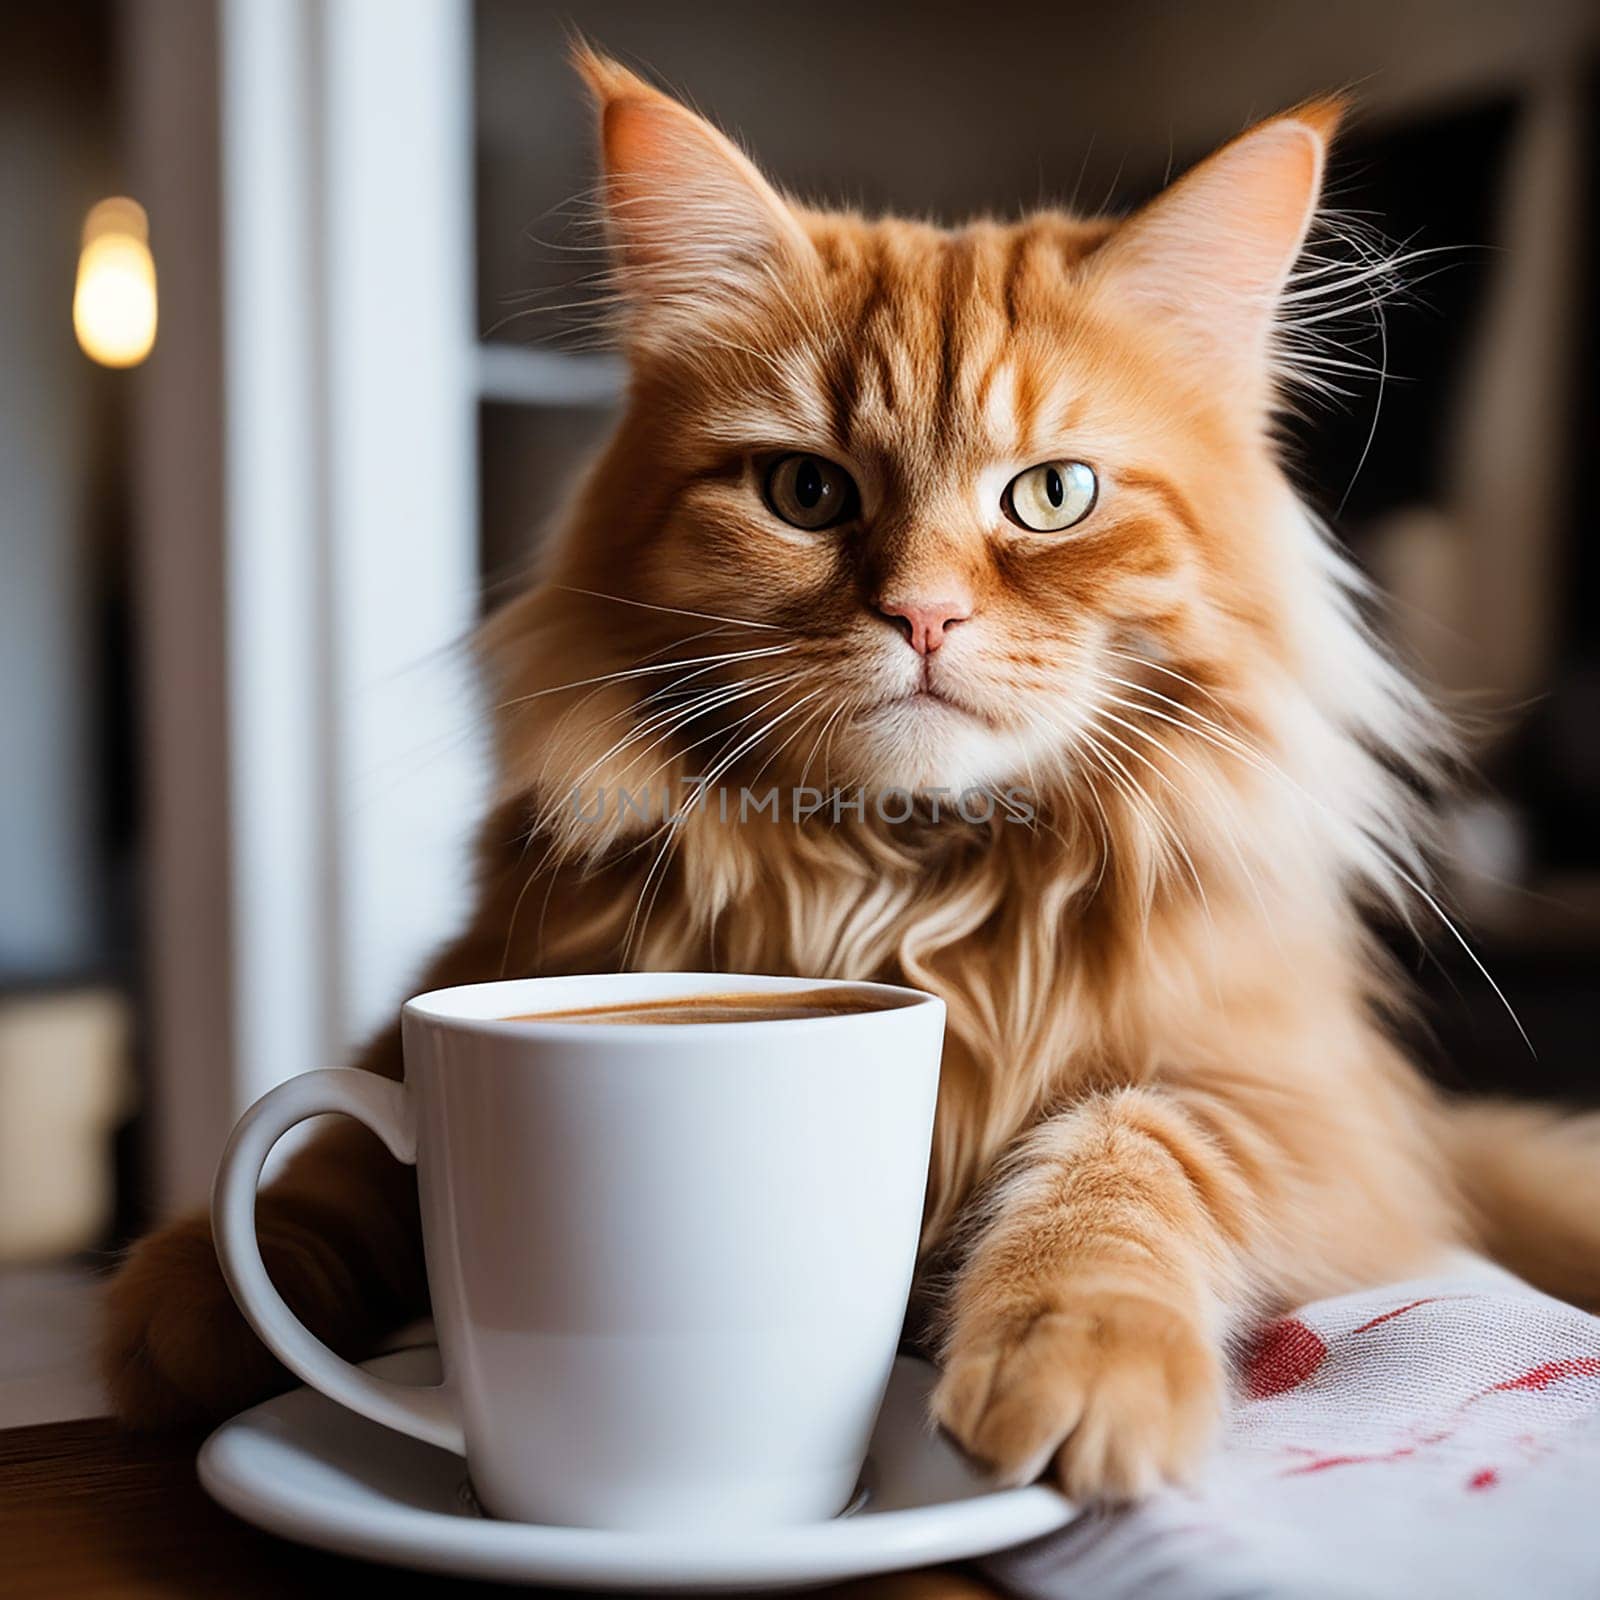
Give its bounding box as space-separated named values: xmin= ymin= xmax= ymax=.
xmin=574 ymin=46 xmax=814 ymax=350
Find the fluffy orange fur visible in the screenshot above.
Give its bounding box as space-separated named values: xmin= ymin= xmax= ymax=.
xmin=104 ymin=51 xmax=1600 ymax=1501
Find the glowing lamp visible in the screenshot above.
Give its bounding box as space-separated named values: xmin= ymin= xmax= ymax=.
xmin=73 ymin=198 xmax=158 ymax=368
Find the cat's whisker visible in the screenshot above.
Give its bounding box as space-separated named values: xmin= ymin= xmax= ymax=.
xmin=502 ymin=629 xmax=789 ymax=760
xmin=1093 ymin=682 xmax=1266 ymax=776
xmin=625 ymin=673 xmax=813 ymax=797
xmin=1068 ymin=745 xmax=1132 ymax=902
xmin=1091 ymin=718 xmax=1232 ymax=1006
xmin=541 ymin=655 xmax=802 ymax=753
xmin=609 ymin=673 xmax=815 ymax=851
xmin=1101 ymin=649 xmax=1263 ymax=740
xmin=1094 ymin=681 xmax=1367 ymax=897
xmin=1070 ymin=723 xmax=1169 ymax=918
xmin=1066 ymin=717 xmax=1163 ymax=856
xmin=538 ymin=671 xmax=807 ymax=962
xmin=546 ymin=584 xmax=788 ymax=633
xmin=796 ymin=700 xmax=849 ymax=795
xmin=621 ymin=686 xmax=829 ymax=964
xmin=1076 ymin=711 xmax=1232 ymax=1004
xmin=1093 ymin=668 xmax=1252 ymax=744
xmin=1005 ymin=704 xmax=1086 ymax=859
xmin=820 ymin=693 xmax=853 ymax=793
xmin=745 ymin=694 xmax=837 ymax=799
xmin=521 ymin=670 xmax=802 ymax=849
xmin=1283 ymin=350 xmax=1382 ymax=382
xmin=1077 ymin=758 xmax=1116 ymax=899
xmin=544 ymin=670 xmax=806 ymax=837
xmin=1092 ymin=678 xmax=1325 ymax=851
xmin=1335 ymin=227 xmax=1392 ymax=512
xmin=497 ymin=641 xmax=793 ymax=712
xmin=1088 ymin=688 xmax=1284 ymax=957
xmin=1098 ymin=665 xmax=1533 ymax=1055
xmin=545 ymin=634 xmax=750 ymax=746
xmin=680 ymin=686 xmax=831 ymax=818
xmin=1079 ymin=715 xmax=1217 ymax=934
xmin=1006 ymin=706 xmax=1046 ymax=840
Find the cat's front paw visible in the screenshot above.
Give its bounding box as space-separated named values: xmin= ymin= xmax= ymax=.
xmin=101 ymin=1211 xmax=290 ymax=1428
xmin=931 ymin=1291 xmax=1221 ymax=1501
xmin=101 ymin=1199 xmax=393 ymax=1428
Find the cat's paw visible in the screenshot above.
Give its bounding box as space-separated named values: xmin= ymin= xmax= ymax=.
xmin=101 ymin=1211 xmax=285 ymax=1428
xmin=101 ymin=1203 xmax=369 ymax=1428
xmin=931 ymin=1292 xmax=1221 ymax=1501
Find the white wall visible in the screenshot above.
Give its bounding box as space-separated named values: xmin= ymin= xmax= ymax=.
xmin=319 ymin=0 xmax=485 ymax=1048
xmin=130 ymin=0 xmax=486 ymax=1211
xmin=221 ymin=0 xmax=486 ymax=1107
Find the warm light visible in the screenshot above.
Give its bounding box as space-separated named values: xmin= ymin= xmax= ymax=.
xmin=73 ymin=197 xmax=158 ymax=368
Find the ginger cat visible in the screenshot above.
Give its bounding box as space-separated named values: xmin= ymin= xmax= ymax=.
xmin=103 ymin=51 xmax=1600 ymax=1501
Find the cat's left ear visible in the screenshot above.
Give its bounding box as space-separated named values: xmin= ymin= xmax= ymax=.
xmin=1087 ymin=100 xmax=1344 ymax=386
xmin=574 ymin=46 xmax=814 ymax=352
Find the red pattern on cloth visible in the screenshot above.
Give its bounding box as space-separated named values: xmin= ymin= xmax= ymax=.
xmin=1241 ymin=1318 xmax=1328 ymax=1399
xmin=1349 ymin=1295 xmax=1447 ymax=1335
xmin=987 ymin=1256 xmax=1600 ymax=1600
xmin=1487 ymin=1356 xmax=1600 ymax=1394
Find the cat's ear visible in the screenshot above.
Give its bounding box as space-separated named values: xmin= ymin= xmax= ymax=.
xmin=574 ymin=46 xmax=814 ymax=348
xmin=1087 ymin=100 xmax=1343 ymax=385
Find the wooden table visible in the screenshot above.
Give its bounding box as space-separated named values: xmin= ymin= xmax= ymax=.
xmin=0 ymin=1416 xmax=1001 ymax=1599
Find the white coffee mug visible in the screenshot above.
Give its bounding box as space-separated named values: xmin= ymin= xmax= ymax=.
xmin=211 ymin=972 xmax=944 ymax=1528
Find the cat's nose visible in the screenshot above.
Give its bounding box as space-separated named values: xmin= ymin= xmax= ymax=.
xmin=874 ymin=593 xmax=973 ymax=655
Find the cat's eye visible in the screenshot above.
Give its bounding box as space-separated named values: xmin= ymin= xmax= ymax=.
xmin=1003 ymin=460 xmax=1098 ymax=533
xmin=763 ymin=453 xmax=858 ymax=531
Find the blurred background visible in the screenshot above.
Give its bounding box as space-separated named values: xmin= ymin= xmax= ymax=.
xmin=1 ymin=0 xmax=1596 ymax=1416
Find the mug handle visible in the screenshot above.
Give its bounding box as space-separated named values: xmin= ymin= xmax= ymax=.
xmin=210 ymin=1067 xmax=464 ymax=1454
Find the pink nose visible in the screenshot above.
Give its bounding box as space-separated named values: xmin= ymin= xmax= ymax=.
xmin=874 ymin=594 xmax=973 ymax=655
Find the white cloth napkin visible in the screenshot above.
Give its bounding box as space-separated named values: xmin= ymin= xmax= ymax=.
xmin=985 ymin=1256 xmax=1600 ymax=1599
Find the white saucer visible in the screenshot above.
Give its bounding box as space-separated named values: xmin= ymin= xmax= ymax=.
xmin=199 ymin=1346 xmax=1075 ymax=1591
